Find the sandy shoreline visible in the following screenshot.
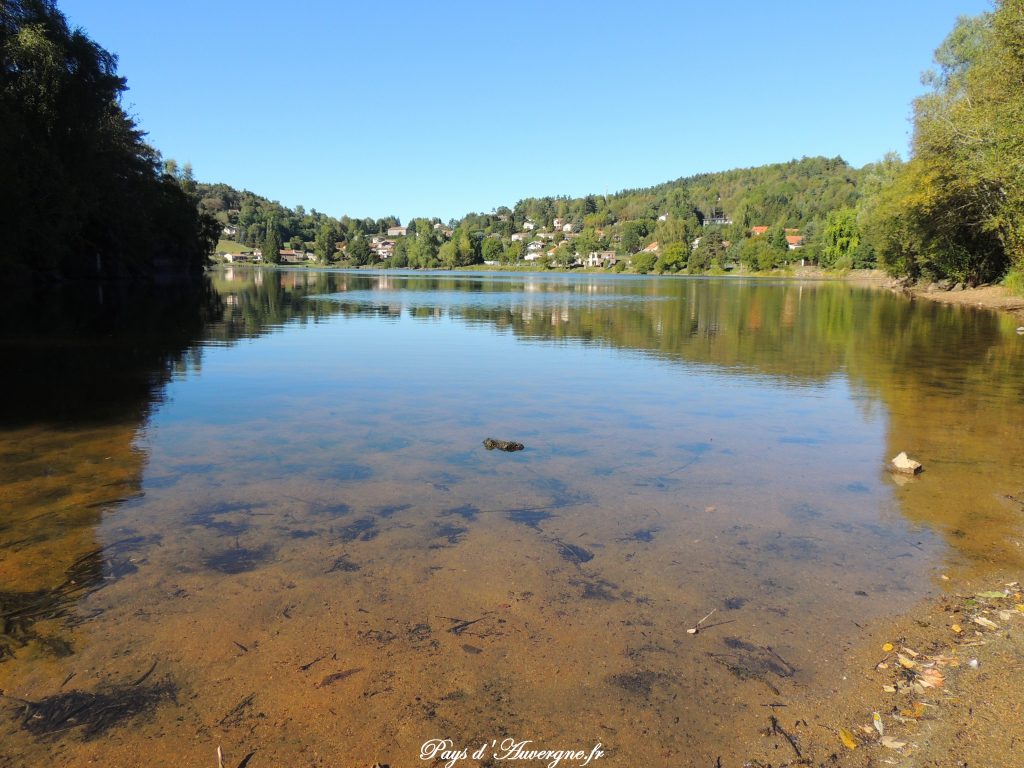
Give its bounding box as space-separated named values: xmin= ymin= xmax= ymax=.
xmin=829 ymin=268 xmax=1024 ymax=323
xmin=758 ymin=572 xmax=1024 ymax=768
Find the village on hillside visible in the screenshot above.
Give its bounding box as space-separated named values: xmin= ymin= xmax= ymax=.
xmin=218 ymin=215 xmax=807 ymax=271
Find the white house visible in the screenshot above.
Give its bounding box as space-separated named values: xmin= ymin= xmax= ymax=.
xmin=585 ymin=250 xmax=617 ymax=268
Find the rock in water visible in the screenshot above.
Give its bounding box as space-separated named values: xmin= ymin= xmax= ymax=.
xmin=483 ymin=438 xmax=525 ymax=452
xmin=891 ymin=451 xmax=923 ymax=475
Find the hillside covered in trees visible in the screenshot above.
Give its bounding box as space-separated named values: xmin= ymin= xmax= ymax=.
xmin=204 ymin=156 xmax=865 ymax=274
xmin=1 ymin=0 xmax=218 ymax=283
xmin=206 ymin=1 xmax=1023 ymax=289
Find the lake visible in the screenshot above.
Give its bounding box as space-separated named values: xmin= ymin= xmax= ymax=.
xmin=2 ymin=269 xmax=1023 ymax=766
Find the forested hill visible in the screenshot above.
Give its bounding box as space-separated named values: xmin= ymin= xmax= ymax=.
xmin=204 ymin=3 xmax=1024 ymax=287
xmin=624 ymin=156 xmax=861 ymax=229
xmin=1 ymin=0 xmax=218 ymax=284
xmin=201 ymin=155 xmax=864 ymax=274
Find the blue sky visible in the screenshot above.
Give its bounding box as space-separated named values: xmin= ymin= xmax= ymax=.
xmin=61 ymin=0 xmax=992 ymax=223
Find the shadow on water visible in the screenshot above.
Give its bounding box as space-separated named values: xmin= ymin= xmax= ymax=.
xmin=0 ymin=536 xmax=155 ymax=659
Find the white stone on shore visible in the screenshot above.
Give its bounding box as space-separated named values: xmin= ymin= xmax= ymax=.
xmin=891 ymin=451 xmax=923 ymax=475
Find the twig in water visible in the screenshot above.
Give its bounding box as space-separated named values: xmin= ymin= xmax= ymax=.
xmin=687 ymin=609 xmax=717 ymax=635
xmin=299 ymin=655 xmax=326 ymax=672
xmin=769 ymin=714 xmax=802 ymax=758
xmin=131 ymin=660 xmax=158 ymax=687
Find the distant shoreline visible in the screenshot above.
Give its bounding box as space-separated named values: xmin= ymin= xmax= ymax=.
xmin=211 ymin=263 xmax=1024 ymax=321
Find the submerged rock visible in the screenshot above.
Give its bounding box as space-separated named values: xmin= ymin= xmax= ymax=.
xmin=891 ymin=451 xmax=923 ymax=475
xmin=483 ymin=438 xmax=525 ymax=452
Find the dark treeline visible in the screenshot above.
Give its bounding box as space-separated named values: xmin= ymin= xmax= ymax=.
xmin=1 ymin=0 xmax=218 ymax=283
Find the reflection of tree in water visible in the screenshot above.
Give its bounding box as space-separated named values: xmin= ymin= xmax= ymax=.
xmin=0 ymin=279 xmax=222 ymax=657
xmin=3 ymin=269 xmax=1022 ymax=659
xmin=390 ymin=274 xmax=1024 ymax=566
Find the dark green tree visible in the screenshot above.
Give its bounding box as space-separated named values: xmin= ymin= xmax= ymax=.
xmin=314 ymin=222 xmax=338 ymax=263
xmin=347 ymin=234 xmax=371 ymax=266
xmin=1 ymin=0 xmax=217 ymax=282
xmin=481 ymin=237 xmax=503 ymax=263
xmin=631 ymin=252 xmax=657 ymax=274
xmin=262 ymin=223 xmax=282 ymax=264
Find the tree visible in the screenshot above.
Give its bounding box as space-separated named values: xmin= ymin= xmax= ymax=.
xmin=391 ymin=238 xmax=409 ymax=268
xmin=631 ymin=252 xmax=656 ymax=274
xmin=689 ymin=231 xmax=725 ymax=273
xmin=408 ymin=231 xmax=437 ymax=267
xmin=620 ymin=220 xmax=652 ymax=254
xmin=262 ymin=223 xmax=282 ymax=264
xmin=654 ymin=242 xmax=687 ymax=273
xmin=503 ymin=240 xmax=524 ymax=263
xmin=575 ymin=228 xmax=600 ymax=257
xmin=739 ymin=235 xmax=784 ymax=271
xmin=862 ymin=4 xmax=1024 ymax=284
xmin=554 ymin=243 xmax=576 ymax=268
xmin=314 ymin=222 xmax=338 ymax=263
xmin=347 ymin=234 xmax=371 ymax=266
xmin=820 ymin=209 xmax=860 ymax=268
xmin=481 ymin=237 xmax=503 ymax=263
xmin=2 ymin=0 xmax=217 ymax=281
xmin=451 ymin=227 xmax=479 ymax=266
xmin=438 ymin=241 xmax=459 ymax=269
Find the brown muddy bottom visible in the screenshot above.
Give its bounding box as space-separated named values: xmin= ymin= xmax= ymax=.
xmin=2 ymin=271 xmax=1023 ymax=767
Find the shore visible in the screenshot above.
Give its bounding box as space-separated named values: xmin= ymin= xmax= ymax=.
xmin=736 ymin=573 xmax=1024 ymax=767
xmin=907 ymin=283 xmax=1024 ymax=322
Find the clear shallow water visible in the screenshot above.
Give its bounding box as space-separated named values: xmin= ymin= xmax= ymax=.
xmin=2 ymin=269 xmax=1023 ymax=766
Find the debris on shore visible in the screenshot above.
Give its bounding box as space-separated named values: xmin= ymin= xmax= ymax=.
xmin=832 ymin=579 xmax=1023 ymax=759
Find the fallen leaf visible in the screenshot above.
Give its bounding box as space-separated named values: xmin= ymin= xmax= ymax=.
xmin=897 ymin=654 xmax=917 ymax=669
xmin=882 ymin=642 xmax=894 ymax=652
xmin=919 ymin=668 xmax=945 ymax=688
xmin=900 ymin=701 xmax=926 ymax=719
xmin=977 ymin=591 xmax=1007 ymax=599
xmin=951 ymin=623 xmax=962 ymax=633
xmin=873 ymin=712 xmax=885 ymax=736
xmin=1017 ymin=604 xmax=1024 ymax=614
xmin=883 ymin=684 xmax=897 ymax=693
xmin=902 ymin=646 xmax=920 ymax=657
xmin=973 ymin=616 xmax=999 ymax=630
xmin=999 ymin=610 xmax=1013 ymax=621
xmin=839 ymin=727 xmax=858 ymax=750
xmin=876 ymin=662 xmax=889 ymax=670
xmin=880 ymin=736 xmax=907 ymax=750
